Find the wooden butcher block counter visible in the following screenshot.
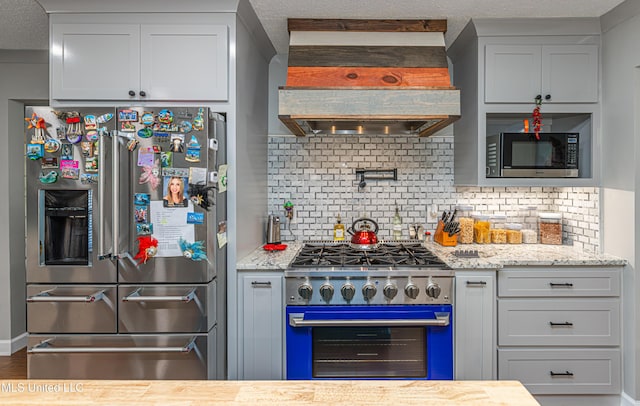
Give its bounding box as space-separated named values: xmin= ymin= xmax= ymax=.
xmin=1 ymin=379 xmax=539 ymax=405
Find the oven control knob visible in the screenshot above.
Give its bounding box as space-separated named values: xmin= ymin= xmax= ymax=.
xmin=319 ymin=283 xmax=334 ymax=302
xmin=341 ymin=283 xmax=356 ymax=301
xmin=383 ymin=284 xmax=398 ymax=300
xmin=298 ymin=283 xmax=313 ymax=300
xmin=362 ymin=283 xmax=377 ymax=301
xmin=404 ymin=283 xmax=420 ymax=299
xmin=426 ymin=282 xmax=442 ymax=299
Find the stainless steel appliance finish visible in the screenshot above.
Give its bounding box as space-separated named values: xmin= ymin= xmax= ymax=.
xmin=27 ymin=333 xmax=214 ymax=380
xmin=27 ymin=285 xmax=117 ymax=333
xmin=118 ymin=283 xmax=216 ymax=333
xmin=25 ymin=106 xmax=227 ymax=380
xmin=266 ymin=214 xmax=281 ymax=244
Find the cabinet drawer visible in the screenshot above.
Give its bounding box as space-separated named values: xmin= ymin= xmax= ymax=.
xmin=498 ymin=269 xmax=620 ymax=297
xmin=498 ymin=298 xmax=619 ymax=346
xmin=498 ymin=348 xmax=621 ymax=395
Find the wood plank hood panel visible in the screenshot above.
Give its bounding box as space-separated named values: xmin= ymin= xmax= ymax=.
xmin=278 ymin=19 xmax=460 ymax=137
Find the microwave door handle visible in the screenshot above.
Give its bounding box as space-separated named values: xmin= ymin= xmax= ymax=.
xmin=97 ymin=131 xmax=111 ymax=260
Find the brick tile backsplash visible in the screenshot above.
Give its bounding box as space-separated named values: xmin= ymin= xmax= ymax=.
xmin=268 ymin=134 xmax=599 ymax=252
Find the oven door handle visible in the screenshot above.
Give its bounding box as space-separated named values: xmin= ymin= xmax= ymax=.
xmin=288 ymin=312 xmax=450 ymax=327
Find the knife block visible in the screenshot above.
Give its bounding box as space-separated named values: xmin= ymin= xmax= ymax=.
xmin=434 ymin=220 xmax=458 ymax=247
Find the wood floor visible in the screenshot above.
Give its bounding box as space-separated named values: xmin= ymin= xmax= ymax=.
xmin=0 ymin=348 xmax=27 ymax=379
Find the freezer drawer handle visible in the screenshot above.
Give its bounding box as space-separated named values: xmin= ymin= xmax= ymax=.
xmin=289 ymin=312 xmax=450 ymax=328
xmin=27 ymin=289 xmax=106 ymax=303
xmin=122 ymin=288 xmax=197 ymax=303
xmin=550 ymin=370 xmax=574 ymax=377
xmin=28 ymin=337 xmax=197 ymax=354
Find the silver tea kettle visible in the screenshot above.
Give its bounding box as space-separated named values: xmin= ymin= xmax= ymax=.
xmin=266 ymin=215 xmax=281 ymax=244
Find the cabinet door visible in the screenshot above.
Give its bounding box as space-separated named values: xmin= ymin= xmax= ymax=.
xmin=542 ymin=45 xmax=598 ymax=103
xmin=51 ymin=24 xmax=140 ymax=100
xmin=454 ymin=271 xmax=496 ymax=380
xmin=239 ymin=274 xmax=283 ymax=380
xmin=140 ymin=25 xmax=228 ymax=101
xmin=485 ymin=45 xmax=541 ymax=103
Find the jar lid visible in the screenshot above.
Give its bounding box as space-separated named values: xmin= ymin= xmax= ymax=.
xmin=539 ymin=212 xmax=562 ymax=219
xmin=472 ymin=214 xmax=490 ymax=221
xmin=506 ymin=223 xmax=523 ymax=230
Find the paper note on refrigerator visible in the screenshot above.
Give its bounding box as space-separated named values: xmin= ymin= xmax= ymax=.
xmin=149 ymin=200 xmax=195 ymax=257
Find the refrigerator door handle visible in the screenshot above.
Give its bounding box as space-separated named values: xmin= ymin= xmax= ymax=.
xmin=28 ymin=337 xmax=197 ymax=354
xmin=27 ymin=289 xmax=106 ymax=303
xmin=112 ymin=129 xmax=121 ymax=259
xmin=97 ymin=131 xmax=111 ymax=260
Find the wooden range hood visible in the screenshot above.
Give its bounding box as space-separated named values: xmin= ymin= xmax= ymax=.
xmin=278 ymin=19 xmax=460 ymax=137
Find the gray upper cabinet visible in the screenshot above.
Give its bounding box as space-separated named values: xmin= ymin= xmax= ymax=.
xmin=51 ymin=19 xmax=228 ymax=102
xmin=485 ymin=44 xmax=598 ymax=103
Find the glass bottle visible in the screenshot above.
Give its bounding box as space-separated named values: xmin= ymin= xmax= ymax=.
xmin=392 ymin=203 xmax=402 ymax=240
xmin=333 ymin=214 xmax=345 ymax=241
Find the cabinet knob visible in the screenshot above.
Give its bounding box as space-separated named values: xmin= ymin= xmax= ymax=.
xmin=128 ymin=90 xmax=136 ymax=97
xmin=139 ymin=91 xmax=147 ymax=97
xmin=545 ymin=94 xmax=551 ymax=100
xmin=535 ymin=94 xmax=542 ymax=101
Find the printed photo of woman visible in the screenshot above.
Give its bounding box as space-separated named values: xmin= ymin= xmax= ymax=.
xmin=162 ymin=176 xmax=188 ymax=207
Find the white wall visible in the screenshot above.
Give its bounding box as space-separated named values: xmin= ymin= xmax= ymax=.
xmin=600 ymin=0 xmax=640 ymax=400
xmin=0 ymin=50 xmax=48 ymax=355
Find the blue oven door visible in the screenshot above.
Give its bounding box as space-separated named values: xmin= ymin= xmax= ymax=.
xmin=286 ymin=305 xmax=453 ymax=380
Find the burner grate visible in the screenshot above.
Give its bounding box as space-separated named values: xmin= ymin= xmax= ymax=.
xmin=289 ymin=241 xmax=447 ymax=269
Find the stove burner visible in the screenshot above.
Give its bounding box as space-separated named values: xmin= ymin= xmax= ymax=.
xmin=289 ymin=241 xmax=447 ymax=269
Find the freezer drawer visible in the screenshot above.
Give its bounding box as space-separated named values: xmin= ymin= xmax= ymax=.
xmin=27 ymin=285 xmax=117 ymax=333
xmin=118 ymin=282 xmax=216 ymax=333
xmin=498 ymin=348 xmax=621 ymax=395
xmin=498 ymin=298 xmax=620 ymax=346
xmin=27 ymin=332 xmax=216 ymax=380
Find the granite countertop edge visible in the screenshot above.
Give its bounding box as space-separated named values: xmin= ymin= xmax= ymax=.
xmin=236 ymin=241 xmax=627 ymax=271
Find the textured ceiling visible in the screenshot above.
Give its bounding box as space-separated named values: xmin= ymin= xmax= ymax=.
xmin=0 ymin=0 xmax=627 ymax=51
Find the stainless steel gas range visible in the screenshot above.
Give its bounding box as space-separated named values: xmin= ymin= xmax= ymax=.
xmin=284 ymin=241 xmax=454 ymax=380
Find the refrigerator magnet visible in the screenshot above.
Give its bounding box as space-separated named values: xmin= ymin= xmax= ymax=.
xmin=85 ymin=157 xmax=98 ymax=173
xmin=135 ymin=205 xmax=148 ymax=223
xmin=137 ymin=127 xmax=153 ymax=138
xmin=121 ymin=121 xmax=136 ymax=132
xmin=139 ymin=159 xmax=161 ymax=190
xmin=134 ymin=234 xmax=158 ymax=264
xmin=188 ymin=167 xmax=207 ymax=185
xmin=134 ymin=193 xmax=150 ymax=206
xmin=127 ymin=138 xmax=139 ymax=152
xmin=137 ymin=148 xmax=155 ymax=166
xmin=86 ymin=130 xmax=99 ymax=142
xmin=217 ymin=221 xmax=227 ymax=248
xmin=26 ymin=143 xmax=44 ymax=160
xmin=96 ymin=113 xmax=114 ymax=124
xmin=185 ymin=135 xmax=201 ymax=162
xmin=43 ymin=138 xmax=61 ymax=153
xmin=119 ymin=109 xmax=138 ymax=122
xmin=192 ymin=108 xmax=205 ymax=131
xmin=136 ymin=223 xmax=153 ymax=236
xmin=81 ymin=141 xmax=94 ymax=157
xmin=60 ymin=144 xmax=73 ymax=160
xmin=60 ymin=160 xmax=79 ymax=179
xmin=188 ymin=184 xmax=215 ymax=211
xmin=80 ymin=174 xmax=98 ymax=185
xmin=161 ymin=152 xmax=173 ymax=168
xmin=186 ymin=212 xmax=204 ymax=224
xmin=140 ymin=112 xmax=155 ymax=127
xmin=179 ymin=120 xmax=193 ymax=134
xmin=178 ymin=238 xmax=207 ymax=261
xmin=170 ymin=134 xmax=184 ymax=153
xmin=41 ymin=157 xmax=58 ymax=169
xmin=39 ymin=170 xmax=58 ymax=184
xmin=84 ymin=114 xmax=97 ymax=130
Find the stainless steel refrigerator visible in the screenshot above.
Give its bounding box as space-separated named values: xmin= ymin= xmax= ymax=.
xmin=24 ymin=106 xmax=226 ymax=379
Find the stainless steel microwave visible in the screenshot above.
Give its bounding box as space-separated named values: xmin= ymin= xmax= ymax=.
xmin=486 ymin=132 xmax=579 ymax=178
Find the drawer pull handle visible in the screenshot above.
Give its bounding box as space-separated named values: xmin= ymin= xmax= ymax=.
xmin=466 ymin=281 xmax=487 ymax=286
xmin=549 ymin=282 xmax=573 ymax=287
xmin=251 ymin=281 xmax=272 ymax=287
xmin=549 ymin=321 xmax=574 ymax=327
xmin=550 ymin=370 xmax=574 ymax=377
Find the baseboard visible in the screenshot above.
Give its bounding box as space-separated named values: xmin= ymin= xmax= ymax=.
xmin=0 ymin=332 xmax=27 ymax=355
xmin=621 ymin=392 xmax=640 ymax=406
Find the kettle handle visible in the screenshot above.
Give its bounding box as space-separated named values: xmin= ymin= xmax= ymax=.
xmin=351 ymin=218 xmax=379 ymax=234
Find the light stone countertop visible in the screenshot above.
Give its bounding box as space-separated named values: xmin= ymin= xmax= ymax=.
xmin=236 ymin=240 xmax=626 ymax=271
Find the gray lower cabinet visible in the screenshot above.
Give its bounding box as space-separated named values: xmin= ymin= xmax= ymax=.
xmin=237 ymin=272 xmax=284 ymax=379
xmin=454 ymin=271 xmax=496 ymax=380
xmin=497 ymin=267 xmax=622 ymax=396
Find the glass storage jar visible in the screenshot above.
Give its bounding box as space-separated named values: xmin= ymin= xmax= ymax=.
xmin=473 ymin=214 xmax=491 ymax=244
xmin=506 ymin=223 xmax=523 ymax=244
xmin=490 ymin=214 xmax=507 ymax=244
xmin=456 ymin=204 xmax=474 ymax=244
xmin=538 ymin=212 xmax=563 ymax=245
